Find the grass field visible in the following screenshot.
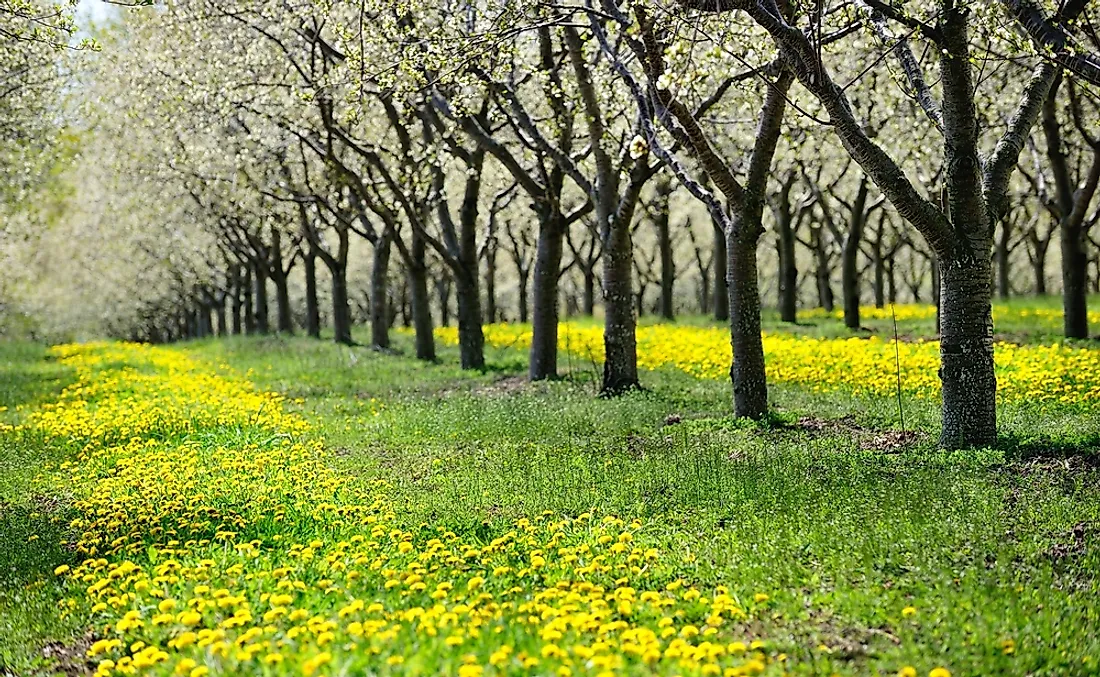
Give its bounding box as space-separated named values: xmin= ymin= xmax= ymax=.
xmin=2 ymin=305 xmax=1099 ymax=676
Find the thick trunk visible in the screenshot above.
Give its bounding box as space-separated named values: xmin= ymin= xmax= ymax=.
xmin=304 ymin=251 xmax=321 ymax=339
xmin=842 ymin=181 xmax=869 ymax=330
xmin=408 ymin=264 xmax=435 ymax=361
xmin=602 ymin=210 xmax=639 ymax=393
xmin=530 ymin=212 xmax=564 ymax=380
xmin=371 ymin=235 xmax=392 ymax=349
xmin=330 ymin=262 xmax=353 ymax=345
xmin=713 ymin=219 xmax=729 ymax=321
xmin=273 ymin=271 xmax=293 ymax=334
xmin=455 ymin=273 xmax=485 ymax=369
xmin=728 ymin=230 xmax=768 ymax=419
xmin=253 ymin=265 xmax=270 ymax=334
xmin=1062 ymin=225 xmax=1090 ymax=338
xmin=938 ymin=255 xmax=997 ymax=449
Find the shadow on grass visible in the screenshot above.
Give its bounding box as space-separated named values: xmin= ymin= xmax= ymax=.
xmin=999 ymin=432 xmax=1100 ymax=467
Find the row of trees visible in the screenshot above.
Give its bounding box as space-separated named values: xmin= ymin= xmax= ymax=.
xmin=3 ymin=0 xmax=1100 ymax=448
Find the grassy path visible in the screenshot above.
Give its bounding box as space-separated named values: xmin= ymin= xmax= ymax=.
xmin=1 ymin=338 xmax=1099 ymax=676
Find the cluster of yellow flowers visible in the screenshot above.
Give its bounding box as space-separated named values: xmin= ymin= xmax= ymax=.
xmin=437 ymin=324 xmax=1100 ymax=405
xmin=35 ymin=342 xmax=821 ymax=676
xmin=27 ymin=342 xmax=308 ymax=443
xmin=801 ymin=303 xmax=1100 ymax=327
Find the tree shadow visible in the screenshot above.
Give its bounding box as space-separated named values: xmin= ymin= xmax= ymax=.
xmin=998 ymin=432 xmax=1100 ymax=467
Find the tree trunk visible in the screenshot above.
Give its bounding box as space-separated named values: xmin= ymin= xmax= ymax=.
xmin=484 ymin=242 xmax=497 ymax=323
xmin=231 ymin=268 xmax=243 ymax=335
xmin=408 ymin=265 xmax=435 ymax=361
xmin=813 ymin=227 xmax=834 ymax=311
xmin=938 ymin=255 xmax=997 ymax=449
xmin=728 ymin=230 xmax=768 ymax=419
xmin=842 ymin=180 xmax=869 ymax=330
xmin=253 ymin=264 xmax=269 ymax=334
xmin=215 ymin=301 xmax=227 ymax=337
xmin=530 ymin=212 xmax=564 ymax=380
xmin=273 ymin=270 xmax=293 ymax=334
xmin=582 ymin=267 xmax=596 ymax=316
xmin=996 ymin=222 xmax=1012 ymax=300
xmin=371 ymin=234 xmax=392 ymax=349
xmin=713 ymin=219 xmax=729 ymax=321
xmin=329 ymin=260 xmax=353 ymax=345
xmin=1062 ymin=225 xmax=1090 ymax=338
xmin=455 ymin=272 xmax=485 ymax=369
xmin=776 ymin=215 xmax=797 ymax=322
xmin=655 ymin=181 xmax=675 ymax=321
xmin=409 ymin=232 xmax=436 ymax=361
xmin=243 ymin=267 xmax=255 ymax=335
xmin=602 ymin=208 xmax=639 ymax=393
xmin=1034 ymin=241 xmax=1049 ymax=294
xmin=517 ymin=270 xmax=530 ymax=324
xmin=304 ymin=249 xmax=321 ymax=339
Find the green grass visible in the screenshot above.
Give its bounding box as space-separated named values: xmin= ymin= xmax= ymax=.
xmin=1 ymin=308 xmax=1099 ymax=675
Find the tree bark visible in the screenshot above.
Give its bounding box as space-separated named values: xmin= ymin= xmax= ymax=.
xmin=273 ymin=270 xmax=293 ymax=334
xmin=304 ymin=248 xmax=321 ymax=339
xmin=409 ymin=232 xmax=436 ymax=361
xmin=231 ymin=267 xmax=243 ymax=335
xmin=713 ymin=218 xmax=729 ymax=321
xmin=455 ymin=272 xmax=485 ymax=369
xmin=774 ymin=186 xmax=798 ymax=323
xmin=842 ymin=178 xmax=871 ymax=330
xmin=812 ymin=226 xmax=834 ymax=311
xmin=728 ymin=229 xmax=768 ymax=419
xmin=655 ymin=179 xmax=676 ymax=320
xmin=243 ymin=267 xmax=255 ymax=335
xmin=371 ymin=234 xmax=392 ymax=349
xmin=215 ymin=301 xmax=227 ymax=337
xmin=529 ymin=211 xmax=564 ymax=380
xmin=329 ymin=261 xmax=353 ymax=346
xmin=484 ymin=240 xmax=497 ymax=323
xmin=602 ymin=209 xmax=638 ymax=392
xmin=938 ymin=255 xmax=997 ymax=449
xmin=253 ymin=264 xmax=270 ymax=334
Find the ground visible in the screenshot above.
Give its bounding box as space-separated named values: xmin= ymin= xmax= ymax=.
xmin=1 ymin=300 xmax=1099 ymax=676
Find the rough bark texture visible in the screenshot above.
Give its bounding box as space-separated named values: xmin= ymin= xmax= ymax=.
xmin=728 ymin=230 xmax=768 ymax=419
xmin=938 ymin=255 xmax=997 ymax=449
xmin=601 ymin=207 xmax=639 ymax=393
xmin=370 ymin=234 xmax=392 ymax=349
